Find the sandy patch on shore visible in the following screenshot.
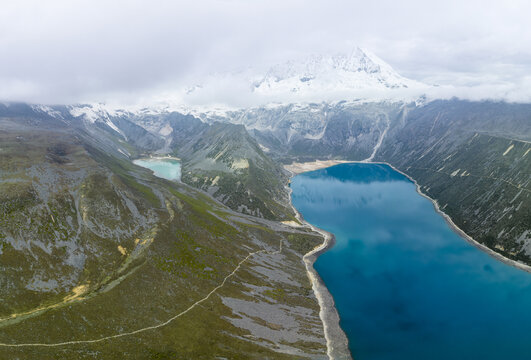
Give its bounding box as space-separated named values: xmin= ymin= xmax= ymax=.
xmin=284 ymin=160 xmax=356 ymax=175
xmin=280 ymin=220 xmax=303 ymax=227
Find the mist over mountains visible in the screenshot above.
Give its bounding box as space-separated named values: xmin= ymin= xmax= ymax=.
xmin=86 ymin=47 xmax=531 ymax=109
xmin=5 ymin=46 xmax=530 ymax=109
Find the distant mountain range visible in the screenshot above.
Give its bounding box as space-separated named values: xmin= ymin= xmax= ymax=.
xmin=38 ymin=48 xmax=429 ymax=138
xmin=24 ymin=92 xmax=531 ymax=270
xmin=25 ymin=48 xmax=427 ymax=123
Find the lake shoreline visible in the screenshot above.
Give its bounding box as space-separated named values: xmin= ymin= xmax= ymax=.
xmin=285 ymin=181 xmax=352 ymax=360
xmin=132 ymin=156 xmax=182 ymax=182
xmin=286 ymin=159 xmax=531 ymax=275
xmin=384 ymin=162 xmax=531 ymax=275
xmin=288 ymin=160 xmax=531 ymax=359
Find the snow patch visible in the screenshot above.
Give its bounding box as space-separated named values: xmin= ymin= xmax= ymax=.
xmin=117 ymin=148 xmax=130 ymax=157
xmin=232 ymin=159 xmax=249 ymax=169
xmin=31 ymin=105 xmax=64 ymax=119
xmin=159 ymin=123 xmax=173 ymax=136
xmin=503 ymin=144 xmax=514 ymax=156
xmin=69 ymin=104 xmax=127 ymax=139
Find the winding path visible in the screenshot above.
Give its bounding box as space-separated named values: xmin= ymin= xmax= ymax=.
xmin=0 ymin=241 xmax=282 ymax=348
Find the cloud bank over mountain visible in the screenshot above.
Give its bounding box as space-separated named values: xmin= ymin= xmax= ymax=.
xmin=1 ymin=0 xmax=531 ymax=105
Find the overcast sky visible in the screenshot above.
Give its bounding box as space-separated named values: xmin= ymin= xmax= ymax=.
xmin=1 ymin=0 xmax=530 ymax=105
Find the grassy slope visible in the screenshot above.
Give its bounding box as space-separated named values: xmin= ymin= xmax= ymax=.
xmin=0 ymin=116 xmax=326 ymax=359
xmin=377 ymin=100 xmax=531 ymax=263
xmin=171 ymin=119 xmax=296 ymax=221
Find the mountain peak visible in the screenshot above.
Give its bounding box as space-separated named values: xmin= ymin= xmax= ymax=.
xmin=252 ymin=48 xmax=421 ymax=96
xmin=263 ymin=48 xmax=381 ymax=79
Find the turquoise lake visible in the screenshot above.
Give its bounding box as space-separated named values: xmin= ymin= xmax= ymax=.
xmin=133 ymin=158 xmax=181 ymax=181
xmin=291 ymin=163 xmax=531 ymax=360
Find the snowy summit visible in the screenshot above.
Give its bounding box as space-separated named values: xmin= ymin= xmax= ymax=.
xmin=254 ymin=48 xmax=421 ymax=95
xmin=183 ymin=47 xmax=429 ymax=106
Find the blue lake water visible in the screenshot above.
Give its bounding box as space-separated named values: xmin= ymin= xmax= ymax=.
xmin=133 ymin=158 xmax=181 ymax=181
xmin=291 ymin=163 xmax=531 ymax=360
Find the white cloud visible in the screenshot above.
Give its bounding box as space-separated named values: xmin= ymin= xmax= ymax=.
xmin=1 ymin=0 xmax=530 ymax=105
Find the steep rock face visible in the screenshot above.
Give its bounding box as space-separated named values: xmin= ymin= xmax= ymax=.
xmin=199 ymin=101 xmax=405 ymax=162
xmin=28 ymin=103 xmax=165 ymax=158
xmin=111 ymin=116 xmax=165 ymax=151
xmin=70 ymin=108 xmax=165 ymax=154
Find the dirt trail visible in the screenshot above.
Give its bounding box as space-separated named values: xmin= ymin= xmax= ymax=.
xmin=0 ymin=241 xmax=282 ymax=348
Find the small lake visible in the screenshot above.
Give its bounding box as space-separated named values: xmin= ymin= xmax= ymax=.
xmin=133 ymin=158 xmax=181 ymax=181
xmin=291 ymin=163 xmax=531 ymax=360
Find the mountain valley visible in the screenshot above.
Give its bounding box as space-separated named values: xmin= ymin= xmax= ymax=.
xmin=0 ymin=48 xmax=530 ymax=360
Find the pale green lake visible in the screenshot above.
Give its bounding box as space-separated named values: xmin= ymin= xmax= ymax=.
xmin=133 ymin=158 xmax=181 ymax=181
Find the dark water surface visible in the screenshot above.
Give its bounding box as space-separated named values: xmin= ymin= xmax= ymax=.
xmin=291 ymin=163 xmax=531 ymax=360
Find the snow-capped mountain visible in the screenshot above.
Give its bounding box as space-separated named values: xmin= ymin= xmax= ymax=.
xmin=51 ymin=48 xmax=427 ymax=159
xmin=50 ymin=47 xmax=429 ymax=138
xmin=182 ymin=47 xmax=429 ymax=106
xmin=252 ymin=48 xmax=424 ymax=96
